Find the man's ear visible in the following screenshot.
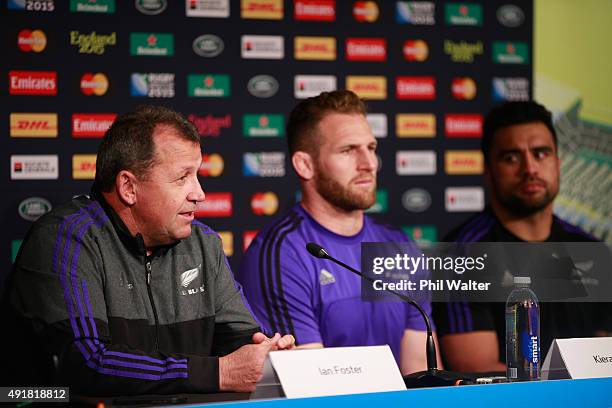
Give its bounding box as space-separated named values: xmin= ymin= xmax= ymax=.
xmin=484 ymin=162 xmax=492 ymax=188
xmin=116 ymin=170 xmax=138 ymax=206
xmin=291 ymin=151 xmax=315 ymax=180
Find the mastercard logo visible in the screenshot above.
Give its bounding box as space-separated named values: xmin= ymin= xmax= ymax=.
xmin=80 ymin=73 xmax=109 ymax=96
xmin=353 ymin=1 xmax=379 ymax=22
xmin=18 ymin=29 xmax=47 ymax=53
xmin=403 ymin=40 xmax=428 ymax=62
xmin=199 ymin=153 xmax=224 ymax=177
xmin=251 ymin=192 xmax=279 ymax=216
xmin=451 ymin=77 xmax=477 ymax=100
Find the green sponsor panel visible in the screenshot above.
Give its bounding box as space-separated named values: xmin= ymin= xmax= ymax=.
xmin=365 ymin=190 xmax=388 ymax=214
xmin=243 ymin=114 xmax=284 ymax=137
xmin=402 ymin=225 xmax=437 ymax=248
xmin=188 ymin=74 xmax=230 ymax=98
xmin=130 ymin=33 xmax=174 ymax=56
xmin=70 ymin=0 xmax=115 ymax=13
xmin=11 ymin=240 xmax=23 ymax=263
xmin=445 ymin=3 xmax=482 ymax=26
xmin=492 ymin=41 xmax=529 ymax=64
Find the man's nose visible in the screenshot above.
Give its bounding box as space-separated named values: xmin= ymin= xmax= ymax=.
xmin=522 ymin=152 xmax=538 ymax=176
xmin=358 ymin=148 xmax=378 ymax=171
xmin=188 ymin=177 xmax=206 ymax=203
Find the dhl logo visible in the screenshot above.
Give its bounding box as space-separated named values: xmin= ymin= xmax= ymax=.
xmin=10 ymin=113 xmax=58 ymax=137
xmin=73 ymin=154 xmax=97 ymax=179
xmin=346 ymin=76 xmax=386 ymax=99
xmin=294 ymin=37 xmax=336 ymax=60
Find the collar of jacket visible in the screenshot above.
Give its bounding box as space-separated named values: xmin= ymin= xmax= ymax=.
xmin=90 ymin=182 xmax=178 ymax=258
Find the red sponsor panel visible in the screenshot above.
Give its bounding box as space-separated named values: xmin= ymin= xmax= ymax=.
xmin=396 ymin=76 xmax=435 ymax=100
xmin=294 ymin=0 xmax=335 ymax=21
xmin=243 ymin=230 xmax=259 ymax=251
xmin=445 ymin=114 xmax=483 ymax=138
xmin=9 ymin=71 xmax=57 ymax=95
xmin=345 ymin=38 xmax=386 ymax=61
xmin=72 ymin=113 xmax=117 ymax=137
xmin=195 ymin=192 xmax=233 ymax=218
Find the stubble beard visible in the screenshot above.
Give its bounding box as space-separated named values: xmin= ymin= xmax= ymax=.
xmin=494 ymin=177 xmax=559 ymax=216
xmin=314 ymin=172 xmax=376 ymax=212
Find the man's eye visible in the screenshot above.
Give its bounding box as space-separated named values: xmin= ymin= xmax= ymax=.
xmin=502 ymin=154 xmax=519 ymax=163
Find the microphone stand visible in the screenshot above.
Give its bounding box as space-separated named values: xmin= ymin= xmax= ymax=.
xmin=306 ymin=243 xmax=466 ymax=388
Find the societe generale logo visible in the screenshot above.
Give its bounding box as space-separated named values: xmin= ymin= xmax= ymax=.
xmin=353 ymin=1 xmax=379 ymax=22
xmin=199 ymin=153 xmax=225 ymax=177
xmin=18 ymin=29 xmax=47 ymax=52
xmin=72 ymin=154 xmax=97 ymax=179
xmin=396 ymin=76 xmax=435 ymax=100
xmin=444 ymin=150 xmax=484 ymax=174
xmin=9 ymin=71 xmax=57 ymax=95
xmin=445 ymin=114 xmax=483 ymax=138
xmin=403 ymin=40 xmax=428 ymax=62
xmin=72 ymin=113 xmax=116 ymax=138
xmin=80 ymin=72 xmax=109 ymax=96
xmin=445 ymin=187 xmax=484 ymax=212
xmin=345 ymin=38 xmax=386 ymax=61
xmin=294 ymin=0 xmax=335 ymax=21
xmin=10 ymin=113 xmax=58 ymax=137
xmin=195 ymin=192 xmax=233 ymax=217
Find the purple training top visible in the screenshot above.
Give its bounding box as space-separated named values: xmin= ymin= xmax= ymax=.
xmin=237 ymin=204 xmax=432 ymax=363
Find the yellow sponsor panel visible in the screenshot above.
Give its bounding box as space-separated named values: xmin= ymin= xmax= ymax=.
xmin=445 ymin=150 xmax=484 ymax=174
xmin=218 ymin=231 xmax=234 ymax=257
xmin=294 ymin=36 xmax=336 ymax=60
xmin=346 ymin=76 xmax=387 ymax=99
xmin=10 ymin=113 xmax=58 ymax=137
xmin=396 ymin=114 xmax=436 ymax=137
xmin=73 ymin=154 xmax=97 ymax=179
xmin=241 ymin=0 xmax=283 ymax=20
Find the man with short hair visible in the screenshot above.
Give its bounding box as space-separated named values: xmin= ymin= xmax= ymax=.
xmin=433 ymin=101 xmax=609 ymax=373
xmin=4 ymin=106 xmax=294 ymax=395
xmin=237 ymin=90 xmax=440 ymax=374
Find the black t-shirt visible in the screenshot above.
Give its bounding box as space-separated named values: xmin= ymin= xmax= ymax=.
xmin=432 ymin=207 xmax=610 ymax=363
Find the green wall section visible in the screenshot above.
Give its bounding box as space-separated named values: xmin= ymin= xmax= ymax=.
xmin=535 ymin=0 xmax=612 ymax=126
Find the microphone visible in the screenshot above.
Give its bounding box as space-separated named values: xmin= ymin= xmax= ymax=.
xmin=306 ymin=242 xmax=466 ymax=388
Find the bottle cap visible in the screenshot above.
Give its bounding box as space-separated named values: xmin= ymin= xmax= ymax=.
xmin=513 ymin=276 xmax=531 ymax=285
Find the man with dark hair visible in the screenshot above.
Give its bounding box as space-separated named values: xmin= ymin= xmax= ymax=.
xmin=237 ymin=90 xmax=440 ymax=374
xmin=432 ymin=101 xmax=608 ymax=373
xmin=5 ymin=106 xmax=294 ymax=395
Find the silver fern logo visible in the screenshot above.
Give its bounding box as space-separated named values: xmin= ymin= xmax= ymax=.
xmin=319 ymin=269 xmax=336 ymax=286
xmin=180 ymin=267 xmax=199 ymax=288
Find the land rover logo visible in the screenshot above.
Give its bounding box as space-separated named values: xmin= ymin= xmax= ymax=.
xmin=18 ymin=197 xmax=52 ymax=221
xmin=402 ymin=189 xmax=431 ymax=212
xmin=497 ymin=5 xmax=524 ymax=27
xmin=193 ymin=35 xmax=224 ymax=57
xmin=247 ymin=75 xmax=279 ymax=98
xmin=135 ymin=0 xmax=167 ymax=15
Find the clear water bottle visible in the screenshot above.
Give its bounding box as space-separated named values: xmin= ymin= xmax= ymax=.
xmin=505 ymin=276 xmax=540 ymax=381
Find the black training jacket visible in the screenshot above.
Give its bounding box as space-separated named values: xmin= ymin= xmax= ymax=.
xmin=4 ymin=191 xmax=260 ymax=396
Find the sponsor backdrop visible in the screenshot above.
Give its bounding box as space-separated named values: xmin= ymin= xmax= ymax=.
xmin=2 ymin=0 xmax=533 ymax=291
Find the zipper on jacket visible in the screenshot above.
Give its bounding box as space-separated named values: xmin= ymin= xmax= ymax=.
xmin=145 ymin=259 xmax=160 ymax=350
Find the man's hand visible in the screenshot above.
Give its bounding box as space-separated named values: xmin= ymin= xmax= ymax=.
xmin=218 ymin=332 xmax=296 ymax=392
xmin=252 ymin=332 xmax=296 ymax=350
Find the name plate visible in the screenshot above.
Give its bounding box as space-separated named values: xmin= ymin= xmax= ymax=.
xmin=542 ymin=337 xmax=612 ymax=380
xmin=267 ymin=346 xmax=406 ymax=398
